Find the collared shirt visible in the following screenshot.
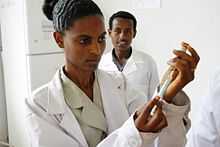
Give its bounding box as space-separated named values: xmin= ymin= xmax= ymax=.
xmin=112 ymin=47 xmax=132 ymax=72
xmin=60 ymin=68 xmax=107 ymax=147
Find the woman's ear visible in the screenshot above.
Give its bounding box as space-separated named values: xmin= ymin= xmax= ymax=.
xmin=133 ymin=30 xmax=137 ymax=38
xmin=53 ymin=32 xmax=64 ymax=48
xmin=108 ymin=28 xmax=112 ymax=36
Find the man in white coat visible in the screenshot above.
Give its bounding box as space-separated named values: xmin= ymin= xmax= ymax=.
xmin=186 ymin=68 xmax=220 ymax=147
xmin=25 ymin=0 xmax=200 ymax=147
xmin=99 ymin=11 xmax=159 ymax=98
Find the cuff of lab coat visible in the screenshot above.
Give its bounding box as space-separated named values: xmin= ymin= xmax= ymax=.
xmin=119 ymin=114 xmax=160 ymax=146
xmin=162 ymin=91 xmax=190 ymax=117
xmin=140 ymin=131 xmax=158 ymax=145
xmin=118 ymin=115 xmax=142 ymax=146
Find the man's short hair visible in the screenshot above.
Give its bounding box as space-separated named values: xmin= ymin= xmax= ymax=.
xmin=109 ymin=11 xmax=137 ymax=31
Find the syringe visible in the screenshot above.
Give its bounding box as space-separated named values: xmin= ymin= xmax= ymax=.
xmin=151 ymin=47 xmax=186 ymax=115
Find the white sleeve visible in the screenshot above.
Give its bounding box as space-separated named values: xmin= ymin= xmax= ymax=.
xmin=135 ymin=91 xmax=190 ymax=147
xmin=115 ymin=89 xmax=190 ymax=147
xmin=186 ymin=70 xmax=220 ymax=147
xmin=97 ymin=115 xmax=157 ymax=147
xmin=186 ymin=103 xmax=219 ymax=147
xmin=156 ymin=91 xmax=190 ymax=147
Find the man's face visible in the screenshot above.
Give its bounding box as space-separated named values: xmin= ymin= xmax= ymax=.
xmin=109 ymin=17 xmax=135 ymax=51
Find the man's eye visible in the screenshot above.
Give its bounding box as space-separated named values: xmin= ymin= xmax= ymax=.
xmin=125 ymin=29 xmax=132 ymax=35
xmin=113 ymin=28 xmax=121 ymax=34
xmin=114 ymin=30 xmax=120 ymax=34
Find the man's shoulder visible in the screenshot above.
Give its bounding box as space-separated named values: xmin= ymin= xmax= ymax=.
xmin=209 ymin=68 xmax=220 ymax=98
xmin=132 ymin=49 xmax=156 ymax=64
xmin=102 ymin=50 xmax=112 ymax=59
xmin=99 ymin=50 xmax=115 ymax=69
xmin=133 ymin=49 xmax=150 ymax=57
xmin=97 ymin=69 xmax=122 ymax=80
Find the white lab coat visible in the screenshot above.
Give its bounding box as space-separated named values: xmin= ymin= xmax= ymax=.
xmin=99 ymin=49 xmax=159 ymax=98
xmin=25 ymin=68 xmax=190 ymax=147
xmin=186 ymin=68 xmax=220 ymax=147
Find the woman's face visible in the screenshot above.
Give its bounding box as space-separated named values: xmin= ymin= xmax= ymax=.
xmin=56 ymin=15 xmax=106 ymax=72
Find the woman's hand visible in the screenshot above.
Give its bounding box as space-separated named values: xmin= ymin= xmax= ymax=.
xmin=134 ymin=96 xmax=167 ymax=133
xmin=163 ymin=42 xmax=200 ymax=102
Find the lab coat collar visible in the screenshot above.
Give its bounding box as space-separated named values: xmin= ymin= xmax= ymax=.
xmin=47 ymin=69 xmax=66 ymax=114
xmin=110 ymin=48 xmax=138 ymax=74
xmin=100 ymin=52 xmax=119 ymax=71
xmin=123 ymin=54 xmax=137 ymax=74
xmin=60 ymin=67 xmax=84 ymax=109
xmin=46 ymin=69 xmax=88 ymax=147
xmin=60 ymin=69 xmax=107 ymax=132
xmin=45 ymin=67 xmax=128 ymax=141
xmin=81 ymin=104 xmax=107 ymax=132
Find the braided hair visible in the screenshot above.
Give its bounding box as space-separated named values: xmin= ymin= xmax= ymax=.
xmin=42 ymin=0 xmax=104 ymax=34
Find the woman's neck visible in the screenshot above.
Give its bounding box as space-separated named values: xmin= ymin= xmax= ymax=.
xmin=64 ymin=65 xmax=95 ymax=89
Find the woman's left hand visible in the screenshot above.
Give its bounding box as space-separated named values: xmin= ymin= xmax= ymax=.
xmin=163 ymin=42 xmax=200 ymax=103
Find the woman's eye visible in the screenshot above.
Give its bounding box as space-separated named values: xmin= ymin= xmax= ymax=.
xmin=79 ymin=38 xmax=90 ymax=44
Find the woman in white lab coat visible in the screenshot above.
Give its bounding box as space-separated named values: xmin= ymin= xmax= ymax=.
xmin=186 ymin=68 xmax=220 ymax=147
xmin=25 ymin=0 xmax=200 ymax=147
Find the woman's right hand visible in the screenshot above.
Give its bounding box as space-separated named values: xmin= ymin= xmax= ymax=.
xmin=134 ymin=97 xmax=168 ymax=133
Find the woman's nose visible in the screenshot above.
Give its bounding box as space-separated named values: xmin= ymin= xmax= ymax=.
xmin=89 ymin=42 xmax=102 ymax=55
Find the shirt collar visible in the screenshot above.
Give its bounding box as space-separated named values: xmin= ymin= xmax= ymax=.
xmin=112 ymin=47 xmax=132 ymax=71
xmin=60 ymin=67 xmax=101 ymax=109
xmin=60 ymin=67 xmax=85 ymax=109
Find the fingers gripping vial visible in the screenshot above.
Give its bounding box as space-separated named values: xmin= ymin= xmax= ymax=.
xmin=150 ymin=44 xmax=187 ymax=115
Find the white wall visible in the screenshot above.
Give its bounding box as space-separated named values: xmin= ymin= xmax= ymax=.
xmin=0 ymin=53 xmax=8 ymax=147
xmin=1 ymin=0 xmax=30 ymax=147
xmin=0 ymin=25 xmax=9 ymax=146
xmin=97 ymin=0 xmax=220 ymax=119
xmin=1 ymin=1 xmax=65 ymax=147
